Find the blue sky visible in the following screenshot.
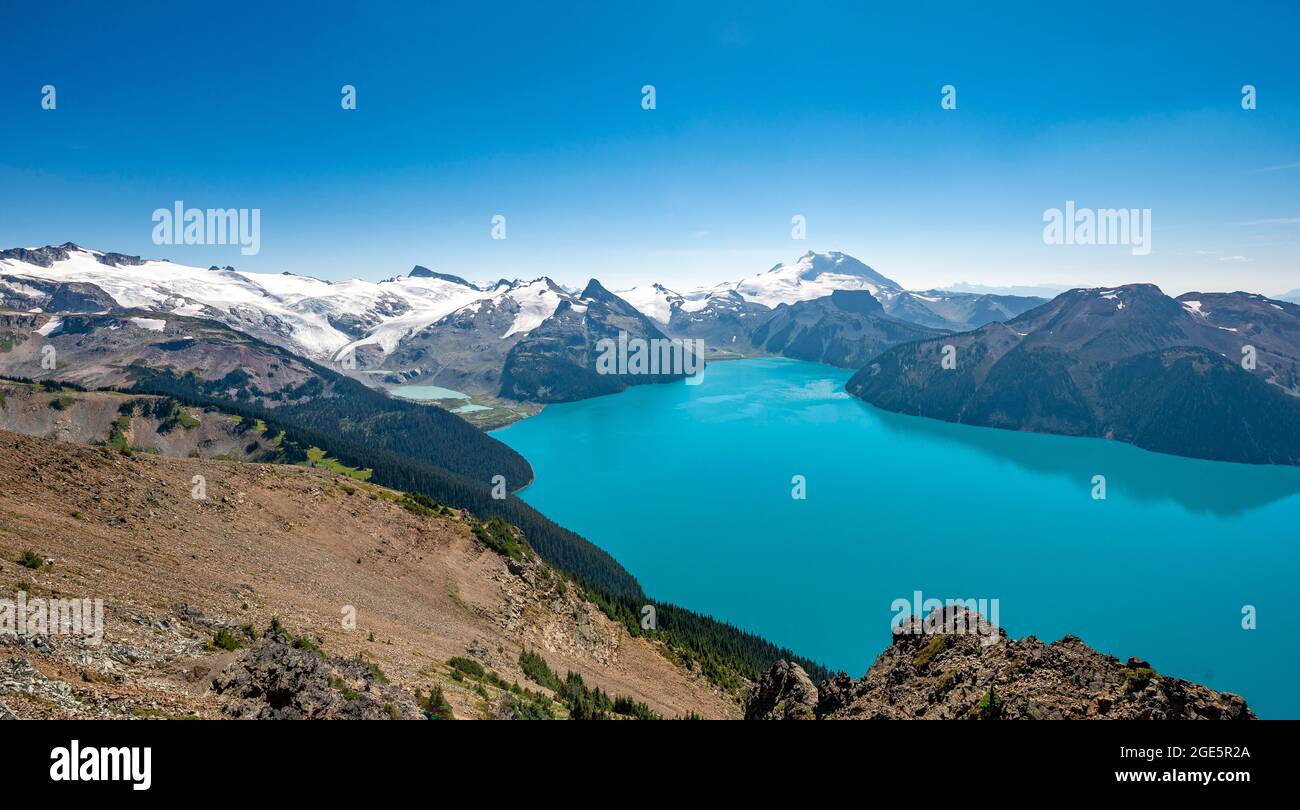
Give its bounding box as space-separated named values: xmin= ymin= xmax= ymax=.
xmin=2 ymin=1 xmax=1297 ymax=295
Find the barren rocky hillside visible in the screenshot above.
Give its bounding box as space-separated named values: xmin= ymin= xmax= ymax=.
xmin=0 ymin=430 xmax=738 ymax=719
xmin=0 ymin=382 xmax=260 ymax=460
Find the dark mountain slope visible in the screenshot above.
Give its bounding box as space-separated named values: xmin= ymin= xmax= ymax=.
xmin=750 ymin=289 xmax=947 ymax=369
xmin=0 ymin=307 xmax=533 ymax=486
xmin=848 ymin=285 xmax=1300 ymax=465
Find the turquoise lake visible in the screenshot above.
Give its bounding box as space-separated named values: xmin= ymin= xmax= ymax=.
xmin=493 ymin=357 xmax=1300 ymax=717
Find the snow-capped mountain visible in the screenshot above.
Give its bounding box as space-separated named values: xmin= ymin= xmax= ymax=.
xmin=612 ymin=283 xmax=691 ymax=326
xmin=1 ymin=243 xmax=1045 ymax=403
xmin=0 ymin=244 xmax=489 ymax=363
xmin=714 ymin=250 xmax=903 ymax=309
xmin=619 ymin=251 xmax=1046 ymax=334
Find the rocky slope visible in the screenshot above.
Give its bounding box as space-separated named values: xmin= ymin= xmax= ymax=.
xmin=0 ymin=308 xmax=338 ymax=405
xmin=0 ymin=305 xmax=534 ymax=487
xmin=747 ymin=607 xmax=1254 ymax=720
xmin=0 ymin=430 xmax=737 ymax=719
xmin=0 ymin=382 xmax=263 ymax=460
xmin=849 ymin=284 xmax=1300 ymax=465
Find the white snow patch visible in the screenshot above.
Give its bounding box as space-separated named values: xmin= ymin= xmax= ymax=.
xmin=613 ymin=284 xmax=682 ymax=326
xmin=129 ymin=317 xmax=167 ymax=332
xmin=501 ymin=281 xmax=567 ymax=338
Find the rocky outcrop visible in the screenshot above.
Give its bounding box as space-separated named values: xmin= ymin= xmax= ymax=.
xmin=46 ymin=282 xmax=118 ymax=313
xmin=409 ymin=265 xmax=476 ymax=287
xmin=748 ymin=607 xmax=1255 ymax=720
xmin=0 ymin=245 xmax=72 ymax=268
xmin=212 ymin=632 xmax=422 ymax=720
xmin=745 ymin=660 xmax=819 ymax=720
xmin=96 ymin=252 xmax=144 ymax=267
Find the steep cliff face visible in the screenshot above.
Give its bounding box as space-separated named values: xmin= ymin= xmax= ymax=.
xmin=747 ymin=607 xmax=1255 ymax=720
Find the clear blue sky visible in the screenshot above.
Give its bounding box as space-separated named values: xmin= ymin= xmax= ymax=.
xmin=2 ymin=1 xmax=1297 ymax=295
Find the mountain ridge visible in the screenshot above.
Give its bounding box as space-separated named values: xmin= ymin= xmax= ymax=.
xmin=3 ymin=245 xmax=1044 ymax=394
xmin=848 ymin=283 xmax=1300 ymax=465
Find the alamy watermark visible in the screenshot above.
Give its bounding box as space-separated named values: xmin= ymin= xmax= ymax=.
xmin=1043 ymin=201 xmax=1150 ymax=256
xmin=1 ymin=591 xmax=104 ymax=645
xmin=152 ymin=200 xmax=261 ymax=255
xmin=595 ymin=332 xmax=706 ymax=385
xmin=50 ymin=740 xmax=151 ymax=791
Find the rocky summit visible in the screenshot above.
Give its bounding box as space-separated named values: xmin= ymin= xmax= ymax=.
xmin=747 ymin=607 xmax=1254 ymax=720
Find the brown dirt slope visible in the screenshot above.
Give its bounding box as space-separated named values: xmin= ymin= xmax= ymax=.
xmin=0 ymin=429 xmax=737 ymax=719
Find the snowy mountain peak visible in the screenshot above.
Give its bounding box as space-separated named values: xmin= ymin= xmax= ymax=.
xmin=789 ymin=251 xmax=900 ymax=287
xmin=718 ymin=251 xmax=901 ymax=309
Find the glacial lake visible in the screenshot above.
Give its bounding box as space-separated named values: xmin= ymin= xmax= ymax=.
xmin=494 ymin=357 xmax=1300 ymax=717
xmin=390 ymin=385 xmax=471 ymax=401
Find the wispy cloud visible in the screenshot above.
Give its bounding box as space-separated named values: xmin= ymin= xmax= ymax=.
xmin=1218 ymin=255 xmax=1250 ymax=262
xmin=1253 ymin=161 xmax=1300 ymax=172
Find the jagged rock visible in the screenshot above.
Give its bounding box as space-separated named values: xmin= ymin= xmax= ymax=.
xmin=46 ymin=281 xmax=119 ymax=312
xmin=409 ymin=266 xmax=476 ymax=287
xmin=211 ymin=633 xmax=420 ymax=720
xmin=0 ymin=245 xmax=71 ymax=267
xmin=96 ymin=252 xmax=144 ymax=267
xmin=748 ymin=608 xmax=1255 ymax=721
xmin=745 ymin=660 xmax=819 ymax=720
xmin=0 ymin=657 xmax=78 ymax=710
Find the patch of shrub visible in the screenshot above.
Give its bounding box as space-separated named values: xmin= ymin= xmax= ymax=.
xmin=974 ymin=685 xmax=1003 ymax=719
xmin=1123 ymin=667 xmax=1156 ymax=692
xmin=913 ymin=634 xmax=950 ymax=670
xmin=448 ymin=656 xmax=486 ymax=679
xmin=210 ymin=627 xmax=241 ymax=652
xmin=473 ymin=516 xmax=525 ymax=560
xmin=329 ymin=675 xmax=358 ymax=701
xmin=355 ymin=654 xmax=389 ymax=684
xmin=418 ymin=685 xmax=454 ymax=720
